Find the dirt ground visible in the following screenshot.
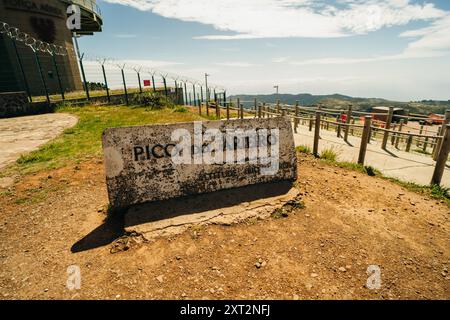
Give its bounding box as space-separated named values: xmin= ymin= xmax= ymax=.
xmin=0 ymin=154 xmax=448 ymax=300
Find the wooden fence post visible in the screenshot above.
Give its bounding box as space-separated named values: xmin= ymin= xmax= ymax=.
xmin=395 ymin=119 xmax=404 ymax=149
xmin=433 ymin=110 xmax=450 ymax=160
xmin=206 ymin=100 xmax=209 ymax=117
xmin=254 ymin=98 xmax=257 ymax=118
xmin=226 ymin=101 xmax=230 ymax=120
xmin=431 ymin=124 xmax=450 ymax=185
xmin=405 ymin=133 xmax=413 ymax=152
xmin=344 ymin=106 xmax=352 ymax=142
xmin=258 ymin=104 xmax=262 ymax=118
xmin=423 ymin=136 xmax=428 ymax=153
xmin=294 ymin=101 xmax=299 ymax=133
xmin=358 ymin=116 xmax=372 ymax=165
xmin=239 ymin=98 xmax=243 ymax=119
xmin=391 ymin=124 xmax=397 ymax=145
xmin=309 ymin=114 xmax=313 ymax=132
xmin=313 ymin=111 xmax=321 ymax=157
xmin=418 ymin=125 xmax=424 ymax=146
xmin=382 ymin=107 xmax=394 ymax=150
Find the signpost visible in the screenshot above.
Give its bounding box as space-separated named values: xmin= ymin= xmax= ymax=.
xmin=102 ymin=117 xmax=297 ymax=210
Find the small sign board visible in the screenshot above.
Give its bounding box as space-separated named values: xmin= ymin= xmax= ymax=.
xmin=143 ymin=80 xmax=151 ymax=87
xmin=102 ymin=117 xmax=297 ymax=209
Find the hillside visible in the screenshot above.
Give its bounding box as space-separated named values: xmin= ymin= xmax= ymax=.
xmin=229 ymin=93 xmax=450 ymax=115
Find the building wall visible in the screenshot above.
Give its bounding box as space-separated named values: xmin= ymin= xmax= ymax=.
xmin=0 ymin=0 xmax=83 ymax=95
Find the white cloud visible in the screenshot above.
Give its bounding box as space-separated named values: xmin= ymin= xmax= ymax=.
xmin=272 ymin=57 xmax=290 ymax=63
xmin=215 ymin=61 xmax=259 ymax=67
xmin=291 ymin=13 xmax=450 ymax=65
xmin=102 ymin=0 xmax=445 ymax=39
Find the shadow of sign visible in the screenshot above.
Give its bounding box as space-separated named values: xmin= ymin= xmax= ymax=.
xmin=71 ymin=181 xmax=293 ymax=253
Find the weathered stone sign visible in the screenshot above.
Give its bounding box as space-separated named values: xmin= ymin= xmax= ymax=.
xmin=102 ymin=117 xmax=297 ymax=209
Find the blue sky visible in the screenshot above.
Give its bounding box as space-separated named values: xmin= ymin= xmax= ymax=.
xmin=78 ymin=0 xmax=450 ymax=101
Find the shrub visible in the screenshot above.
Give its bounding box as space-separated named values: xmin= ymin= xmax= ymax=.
xmin=130 ymin=92 xmax=173 ymax=109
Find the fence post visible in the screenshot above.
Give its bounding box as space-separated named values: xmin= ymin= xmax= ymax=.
xmin=183 ymin=82 xmax=188 ymax=105
xmin=78 ymin=53 xmax=90 ymax=101
xmin=192 ymin=84 xmax=196 ymax=107
xmin=206 ymin=100 xmax=209 ymax=117
xmin=198 ymin=95 xmax=201 ymax=115
xmin=216 ymin=97 xmax=220 ymax=119
xmin=258 ymin=104 xmax=262 ymax=119
xmin=121 ymin=68 xmax=129 ymax=105
xmin=406 ymin=133 xmax=413 ymax=152
xmin=423 ymin=136 xmax=429 ymax=153
xmin=418 ymin=125 xmax=424 ymax=146
xmin=151 ymin=74 xmax=156 ymax=92
xmin=294 ymin=101 xmax=299 ymax=133
xmin=262 ymin=103 xmax=266 ymax=118
xmin=313 ymin=111 xmax=321 ymax=157
xmin=254 ymin=98 xmax=257 ymax=118
xmin=137 ymin=71 xmax=143 ymax=94
xmin=101 ymin=63 xmax=110 ymax=103
xmin=395 ymin=119 xmax=404 ymax=149
xmin=431 ymin=124 xmax=450 ymax=185
xmin=226 ymin=101 xmax=230 ymax=120
xmin=382 ymin=106 xmax=394 ymax=150
xmin=309 ymin=114 xmax=313 ymax=132
xmin=33 ymin=49 xmax=50 ymax=104
xmin=344 ymin=106 xmax=352 ymax=142
xmin=358 ymin=116 xmax=372 ymax=165
xmin=238 ymin=98 xmax=243 ymax=119
xmin=51 ymin=53 xmax=65 ymax=101
xmin=336 ymin=112 xmax=342 ymax=137
xmin=11 ymin=38 xmax=32 ymax=102
xmin=163 ymin=76 xmax=168 ymax=98
xmin=433 ymin=110 xmax=450 ymax=160
xmin=391 ymin=124 xmax=397 ymax=145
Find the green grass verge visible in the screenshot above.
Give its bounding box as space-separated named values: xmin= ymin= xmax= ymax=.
xmin=2 ymin=104 xmax=204 ymax=177
xmin=314 ymin=156 xmax=449 ymax=206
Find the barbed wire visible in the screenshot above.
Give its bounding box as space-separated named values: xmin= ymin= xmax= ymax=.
xmin=0 ymin=21 xmax=68 ymax=56
xmin=82 ymin=54 xmax=226 ymax=92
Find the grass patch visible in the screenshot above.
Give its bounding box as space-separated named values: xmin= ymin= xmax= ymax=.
xmin=413 ymin=148 xmax=432 ymax=155
xmin=314 ymin=154 xmax=449 ymax=206
xmin=296 ymin=145 xmax=311 ymax=154
xmin=2 ymin=104 xmax=204 ymax=176
xmin=320 ymin=147 xmax=338 ymax=162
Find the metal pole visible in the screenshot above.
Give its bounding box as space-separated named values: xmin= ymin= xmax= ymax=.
xmin=151 ymin=74 xmax=156 ymax=92
xmin=183 ymin=82 xmax=188 ymax=105
xmin=11 ymin=39 xmax=32 ymax=102
xmin=33 ymin=50 xmax=50 ymax=104
xmin=205 ymin=73 xmax=209 ymax=102
xmin=137 ymin=71 xmax=142 ymax=94
xmin=51 ymin=54 xmax=65 ymax=101
xmin=192 ymin=84 xmax=197 ymax=107
xmin=163 ymin=76 xmax=168 ymax=98
xmin=121 ymin=68 xmax=129 ymax=105
xmin=101 ymin=64 xmax=110 ymax=103
xmin=78 ymin=53 xmax=90 ymax=100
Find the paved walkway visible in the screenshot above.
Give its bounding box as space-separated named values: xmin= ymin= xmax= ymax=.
xmin=0 ymin=114 xmax=78 ymax=171
xmin=293 ymin=124 xmax=450 ymax=187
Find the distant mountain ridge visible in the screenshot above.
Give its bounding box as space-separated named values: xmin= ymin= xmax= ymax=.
xmin=228 ymin=93 xmax=449 ymax=115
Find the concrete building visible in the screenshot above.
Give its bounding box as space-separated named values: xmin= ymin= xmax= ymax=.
xmin=0 ymin=0 xmax=102 ymax=96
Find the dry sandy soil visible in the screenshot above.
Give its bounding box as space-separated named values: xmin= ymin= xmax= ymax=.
xmin=0 ymin=154 xmax=448 ymax=300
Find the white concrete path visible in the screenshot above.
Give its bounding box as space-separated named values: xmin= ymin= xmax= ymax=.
xmin=293 ymin=123 xmax=450 ymax=187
